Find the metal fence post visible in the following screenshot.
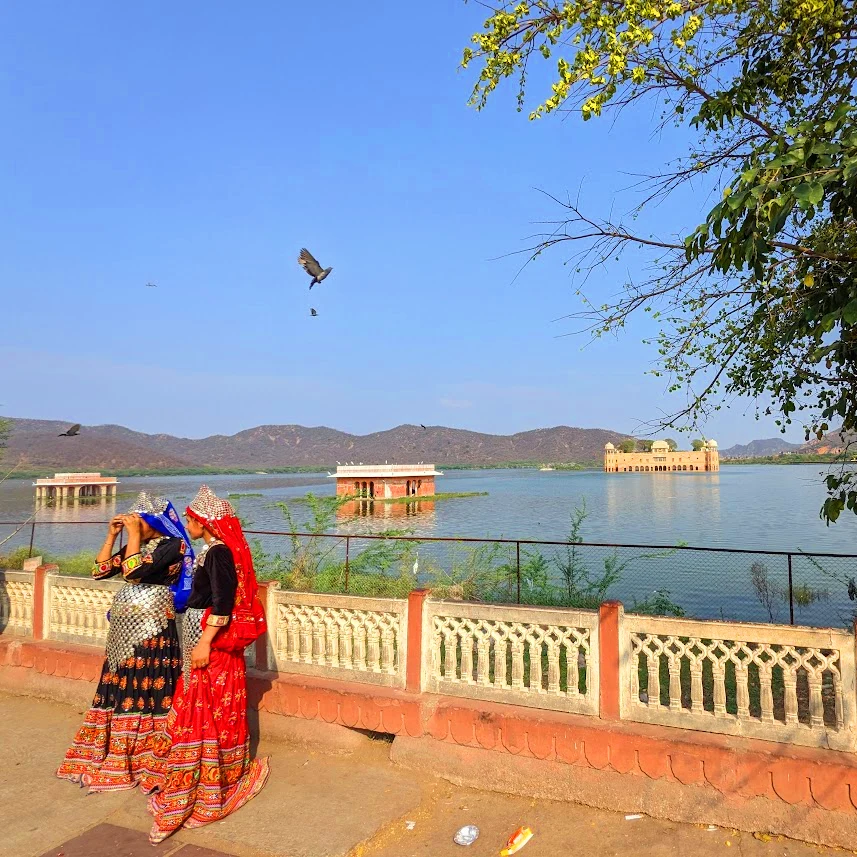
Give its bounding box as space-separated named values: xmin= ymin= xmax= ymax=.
xmin=516 ymin=541 xmax=521 ymax=604
xmin=344 ymin=535 xmax=350 ymax=593
xmin=27 ymin=520 xmax=36 ymax=558
xmin=788 ymin=553 xmax=795 ymax=625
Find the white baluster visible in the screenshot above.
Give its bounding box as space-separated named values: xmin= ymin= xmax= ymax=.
xmin=460 ymin=630 xmax=474 ymax=684
xmin=367 ymin=623 xmax=381 ymax=673
xmin=353 ymin=622 xmax=367 ymax=671
xmin=528 ymin=638 xmax=542 ymax=693
xmin=380 ymin=624 xmax=395 ymax=674
xmin=476 ymin=635 xmax=491 ymax=686
xmin=735 ymin=661 xmax=750 ymax=720
xmin=783 ymin=665 xmax=799 ymax=725
xmin=444 ymin=630 xmax=458 ymax=681
xmin=647 ymin=644 xmax=661 ymax=708
xmin=759 ymin=663 xmax=774 ymax=724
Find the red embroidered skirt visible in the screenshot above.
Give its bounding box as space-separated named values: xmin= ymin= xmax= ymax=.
xmin=147 ymin=648 xmax=269 ymax=835
xmin=56 ymin=626 xmax=181 ymax=792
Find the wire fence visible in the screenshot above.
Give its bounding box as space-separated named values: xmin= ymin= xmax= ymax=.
xmin=1 ymin=521 xmax=857 ymax=628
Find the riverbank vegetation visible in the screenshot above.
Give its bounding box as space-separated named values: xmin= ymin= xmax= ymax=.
xmin=723 ymin=454 xmax=851 ymax=466
xmin=0 ymin=546 xmax=93 ymax=576
xmin=244 ymin=494 xmax=685 ymax=615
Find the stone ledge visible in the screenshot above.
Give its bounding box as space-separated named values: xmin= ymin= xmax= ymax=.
xmin=254 ymin=710 xmax=371 ymax=754
xmin=390 ymin=734 xmax=857 ymax=851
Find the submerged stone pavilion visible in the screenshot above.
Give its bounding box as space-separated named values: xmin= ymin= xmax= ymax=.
xmin=34 ymin=472 xmax=119 ymax=502
xmin=331 ymin=464 xmax=442 ymax=499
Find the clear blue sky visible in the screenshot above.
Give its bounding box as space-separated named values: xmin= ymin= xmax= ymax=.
xmin=0 ymin=1 xmax=797 ymax=447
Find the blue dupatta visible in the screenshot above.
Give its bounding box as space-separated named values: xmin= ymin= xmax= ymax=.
xmin=139 ymin=500 xmax=195 ymax=613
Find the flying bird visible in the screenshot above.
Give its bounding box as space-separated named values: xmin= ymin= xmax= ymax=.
xmin=310 ymin=308 xmax=318 ymax=317
xmin=58 ymin=424 xmax=81 ymax=437
xmin=145 ymin=282 xmax=158 ymax=288
xmin=298 ymin=248 xmax=333 ymax=289
xmin=420 ymin=424 xmax=426 ymax=430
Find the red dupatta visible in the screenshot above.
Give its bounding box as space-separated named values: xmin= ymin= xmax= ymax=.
xmin=186 ymin=486 xmax=266 ymax=652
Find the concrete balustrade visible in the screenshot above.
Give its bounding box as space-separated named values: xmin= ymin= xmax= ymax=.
xmin=0 ymin=571 xmax=35 ymax=636
xmin=8 ymin=566 xmax=857 ymax=846
xmin=2 ymin=568 xmax=857 ymax=749
xmin=621 ymin=609 xmax=857 ymax=750
xmin=423 ymin=599 xmax=600 ymax=715
xmin=264 ymin=584 xmax=409 ymax=688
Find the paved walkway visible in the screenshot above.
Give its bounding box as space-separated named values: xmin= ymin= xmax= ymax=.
xmin=1 ymin=692 xmax=844 ymax=857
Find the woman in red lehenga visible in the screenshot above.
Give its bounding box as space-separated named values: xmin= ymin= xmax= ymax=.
xmin=148 ymin=485 xmax=269 ymax=843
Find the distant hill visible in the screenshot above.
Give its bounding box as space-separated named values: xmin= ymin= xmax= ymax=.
xmin=720 ymin=438 xmax=802 ymax=458
xmin=721 ymin=430 xmax=857 ymax=459
xmin=799 ymin=430 xmax=856 ymax=455
xmin=1 ymin=418 xmax=632 ymax=472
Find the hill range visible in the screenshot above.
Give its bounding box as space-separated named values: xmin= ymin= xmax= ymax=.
xmin=1 ymin=418 xmax=849 ymax=474
xmin=1 ymin=418 xmax=631 ymax=472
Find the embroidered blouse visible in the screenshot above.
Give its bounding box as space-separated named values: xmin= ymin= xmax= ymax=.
xmin=186 ymin=542 xmax=237 ymax=618
xmin=91 ymin=536 xmax=186 ymax=585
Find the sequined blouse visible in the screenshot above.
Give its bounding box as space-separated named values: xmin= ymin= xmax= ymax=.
xmin=186 ymin=543 xmax=237 ymax=617
xmin=92 ymin=536 xmax=186 ymax=585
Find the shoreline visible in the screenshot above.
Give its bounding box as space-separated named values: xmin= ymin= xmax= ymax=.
xmin=1 ymin=462 xmax=600 ymax=480
xmin=2 ymin=458 xmax=850 ymax=481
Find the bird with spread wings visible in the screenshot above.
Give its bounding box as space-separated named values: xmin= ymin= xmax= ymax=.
xmin=298 ymin=248 xmax=333 ymax=289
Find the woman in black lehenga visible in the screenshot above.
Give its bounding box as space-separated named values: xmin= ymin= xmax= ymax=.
xmin=56 ymin=492 xmax=193 ymax=792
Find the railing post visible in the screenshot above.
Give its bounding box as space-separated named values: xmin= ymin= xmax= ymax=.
xmin=27 ymin=521 xmax=36 ymax=558
xmin=788 ymin=553 xmax=795 ymax=625
xmin=344 ymin=536 xmax=350 ymax=593
xmin=32 ymin=563 xmax=58 ymax=641
xmin=254 ymin=580 xmax=280 ymax=672
xmin=406 ymin=589 xmax=430 ymax=693
xmin=598 ymin=600 xmax=624 ymax=720
xmin=516 ymin=541 xmax=521 ymax=604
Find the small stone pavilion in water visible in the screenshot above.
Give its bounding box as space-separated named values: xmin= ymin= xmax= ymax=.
xmin=34 ymin=472 xmax=119 ymax=503
xmin=331 ymin=464 xmax=442 ymax=499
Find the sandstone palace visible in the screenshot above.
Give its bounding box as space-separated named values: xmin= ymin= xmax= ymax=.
xmin=603 ymin=440 xmax=720 ymax=473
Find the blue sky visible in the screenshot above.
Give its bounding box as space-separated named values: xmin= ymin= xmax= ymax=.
xmin=0 ymin=1 xmax=796 ymax=447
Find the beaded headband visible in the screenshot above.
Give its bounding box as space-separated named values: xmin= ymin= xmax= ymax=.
xmin=187 ymin=484 xmax=235 ymax=521
xmin=127 ymin=491 xmax=169 ymax=516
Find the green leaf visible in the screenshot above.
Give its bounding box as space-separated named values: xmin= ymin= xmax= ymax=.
xmin=843 ymin=299 xmax=857 ymax=326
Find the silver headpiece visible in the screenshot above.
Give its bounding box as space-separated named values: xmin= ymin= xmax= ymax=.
xmin=127 ymin=491 xmax=168 ymax=516
xmin=187 ymin=484 xmax=235 ymax=521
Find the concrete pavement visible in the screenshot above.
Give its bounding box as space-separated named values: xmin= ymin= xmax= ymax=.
xmin=1 ymin=692 xmax=843 ymax=857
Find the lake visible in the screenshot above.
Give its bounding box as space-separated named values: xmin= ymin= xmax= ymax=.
xmin=2 ymin=466 xmax=856 ymax=626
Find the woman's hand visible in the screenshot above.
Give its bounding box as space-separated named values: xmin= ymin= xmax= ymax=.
xmin=108 ymin=516 xmax=124 ymax=537
xmin=121 ymin=513 xmax=142 ymax=533
xmin=191 ymin=641 xmax=211 ymax=670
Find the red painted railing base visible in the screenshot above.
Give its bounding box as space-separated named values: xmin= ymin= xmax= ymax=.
xmin=3 ymin=637 xmax=857 ymax=850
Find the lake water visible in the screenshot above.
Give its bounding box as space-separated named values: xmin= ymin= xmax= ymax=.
xmin=2 ymin=466 xmax=856 ymax=626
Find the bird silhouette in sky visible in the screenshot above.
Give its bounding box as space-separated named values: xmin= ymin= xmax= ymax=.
xmin=310 ymin=308 xmax=318 ymax=317
xmin=58 ymin=424 xmax=81 ymax=437
xmin=298 ymin=248 xmax=333 ymax=289
xmin=145 ymin=282 xmax=157 ymax=288
xmin=420 ymin=424 xmax=426 ymax=430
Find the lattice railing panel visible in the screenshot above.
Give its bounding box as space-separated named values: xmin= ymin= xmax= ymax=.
xmin=0 ymin=573 xmax=34 ymax=635
xmin=48 ymin=579 xmax=119 ymax=645
xmin=622 ymin=613 xmax=857 ymax=750
xmin=273 ymin=591 xmax=407 ymax=688
xmin=424 ymin=601 xmax=599 ymax=715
